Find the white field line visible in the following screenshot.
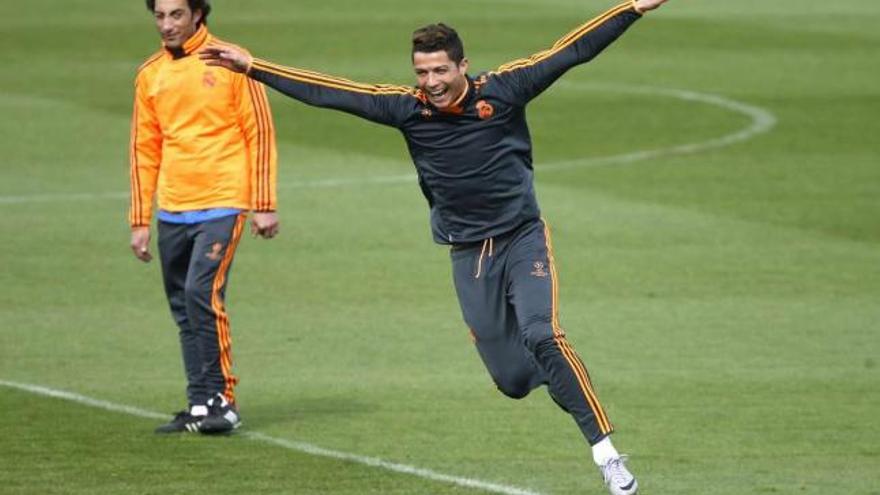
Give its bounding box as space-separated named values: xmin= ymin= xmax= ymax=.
xmin=245 ymin=432 xmax=542 ymax=495
xmin=0 ymin=176 xmax=417 ymax=205
xmin=0 ymin=84 xmax=775 ymax=205
xmin=0 ymin=379 xmax=544 ymax=495
xmin=545 ymin=82 xmax=778 ymax=170
xmin=0 ymin=191 xmax=130 ymax=204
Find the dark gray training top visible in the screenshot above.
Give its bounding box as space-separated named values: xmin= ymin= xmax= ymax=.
xmin=248 ymin=2 xmax=641 ymax=244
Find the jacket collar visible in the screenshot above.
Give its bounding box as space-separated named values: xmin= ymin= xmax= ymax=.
xmin=438 ymin=76 xmax=473 ymax=115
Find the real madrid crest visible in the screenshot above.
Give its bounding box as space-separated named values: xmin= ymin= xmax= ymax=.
xmin=476 ymin=99 xmax=494 ymax=120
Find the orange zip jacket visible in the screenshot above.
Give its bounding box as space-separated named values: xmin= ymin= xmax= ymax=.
xmin=129 ymin=25 xmax=277 ymax=227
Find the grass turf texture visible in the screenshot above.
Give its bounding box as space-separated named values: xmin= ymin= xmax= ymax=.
xmin=1 ymin=0 xmax=878 ymax=493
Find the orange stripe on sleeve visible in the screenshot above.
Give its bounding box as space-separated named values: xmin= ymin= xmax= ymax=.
xmin=245 ymin=80 xmax=268 ymax=210
xmin=493 ymin=1 xmax=633 ymax=75
xmin=253 ymin=82 xmax=276 ymax=210
xmin=241 ymin=75 xmax=277 ymax=212
xmin=252 ymin=60 xmax=416 ymax=97
xmin=128 ymin=102 xmax=142 ymax=226
xmin=255 ymin=83 xmax=269 ymax=210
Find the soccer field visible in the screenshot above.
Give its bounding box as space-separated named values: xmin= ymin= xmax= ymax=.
xmin=1 ymin=0 xmax=878 ymax=493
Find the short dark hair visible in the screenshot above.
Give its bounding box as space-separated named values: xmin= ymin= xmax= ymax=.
xmin=411 ymin=23 xmax=465 ymax=64
xmin=145 ymin=0 xmax=211 ymax=26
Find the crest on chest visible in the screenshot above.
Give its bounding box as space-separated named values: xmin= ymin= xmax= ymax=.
xmin=202 ymin=70 xmax=217 ymax=88
xmin=475 ymin=99 xmax=495 ymax=120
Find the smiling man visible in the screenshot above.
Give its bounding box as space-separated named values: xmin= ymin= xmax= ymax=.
xmin=201 ymin=0 xmax=667 ymax=492
xmin=129 ymin=0 xmax=279 ymax=435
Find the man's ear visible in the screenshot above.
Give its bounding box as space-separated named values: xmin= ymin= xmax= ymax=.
xmin=459 ymin=57 xmax=469 ymax=73
xmin=193 ymin=9 xmax=203 ymax=26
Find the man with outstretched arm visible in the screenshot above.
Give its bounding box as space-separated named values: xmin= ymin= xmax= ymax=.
xmin=202 ymin=0 xmax=667 ymax=492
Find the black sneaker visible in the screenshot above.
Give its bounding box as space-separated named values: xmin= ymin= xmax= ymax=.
xmin=197 ymin=394 xmax=242 ymax=434
xmin=154 ymin=410 xmax=204 ymax=434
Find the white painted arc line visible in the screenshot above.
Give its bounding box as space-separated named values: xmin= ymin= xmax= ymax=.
xmin=544 ymin=82 xmax=778 ymax=170
xmin=0 ymin=379 xmax=545 ymax=495
xmin=0 ymin=176 xmax=418 ymax=205
xmin=0 ymin=191 xmax=129 ymax=205
xmin=0 ymin=176 xmax=417 ymax=205
xmin=0 ymin=84 xmax=776 ymax=205
xmin=279 ymin=174 xmax=416 ymax=189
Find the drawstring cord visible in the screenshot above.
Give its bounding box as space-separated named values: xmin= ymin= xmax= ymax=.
xmin=474 ymin=237 xmax=494 ymax=279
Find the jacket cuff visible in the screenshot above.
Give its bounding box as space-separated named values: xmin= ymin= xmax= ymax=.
xmin=630 ymin=0 xmax=645 ymax=15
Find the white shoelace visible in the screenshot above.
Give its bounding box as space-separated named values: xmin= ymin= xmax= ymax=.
xmin=601 ymin=455 xmax=633 ymax=487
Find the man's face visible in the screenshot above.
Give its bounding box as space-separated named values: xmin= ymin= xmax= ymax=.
xmin=413 ymin=51 xmax=469 ymax=110
xmin=152 ymin=0 xmax=201 ymax=49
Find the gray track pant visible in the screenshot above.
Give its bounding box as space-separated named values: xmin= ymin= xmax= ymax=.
xmin=451 ymin=218 xmax=613 ymax=445
xmin=157 ymin=213 xmax=246 ymax=406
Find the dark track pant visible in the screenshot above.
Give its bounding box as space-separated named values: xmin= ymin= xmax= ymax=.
xmin=157 ymin=213 xmax=246 ymax=406
xmin=451 ymin=218 xmax=614 ymax=445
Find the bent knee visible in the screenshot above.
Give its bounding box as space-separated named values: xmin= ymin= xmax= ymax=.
xmin=493 ymin=375 xmax=536 ymax=400
xmin=496 ymin=383 xmax=531 ymax=400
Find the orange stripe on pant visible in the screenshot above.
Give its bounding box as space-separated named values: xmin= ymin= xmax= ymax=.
xmin=542 ymin=220 xmax=614 ymax=435
xmin=210 ymin=214 xmax=247 ymax=404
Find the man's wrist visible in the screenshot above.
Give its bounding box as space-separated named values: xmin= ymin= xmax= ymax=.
xmin=631 ymin=0 xmax=645 ymax=15
xmin=244 ymin=53 xmax=255 ymax=75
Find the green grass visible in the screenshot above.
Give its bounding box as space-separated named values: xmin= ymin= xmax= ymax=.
xmin=1 ymin=0 xmax=878 ymax=494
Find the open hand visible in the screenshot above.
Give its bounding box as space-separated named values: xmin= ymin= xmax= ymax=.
xmin=199 ymin=43 xmax=253 ymax=73
xmin=635 ymin=0 xmax=669 ymax=12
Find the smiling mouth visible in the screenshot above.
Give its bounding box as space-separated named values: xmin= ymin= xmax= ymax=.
xmin=428 ymin=88 xmax=448 ymax=99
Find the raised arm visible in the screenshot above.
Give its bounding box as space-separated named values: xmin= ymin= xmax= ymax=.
xmin=201 ymin=43 xmax=419 ymax=128
xmin=490 ymin=0 xmax=668 ymax=105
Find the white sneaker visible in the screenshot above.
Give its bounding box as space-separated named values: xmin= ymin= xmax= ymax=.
xmin=599 ymin=455 xmax=638 ymax=495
